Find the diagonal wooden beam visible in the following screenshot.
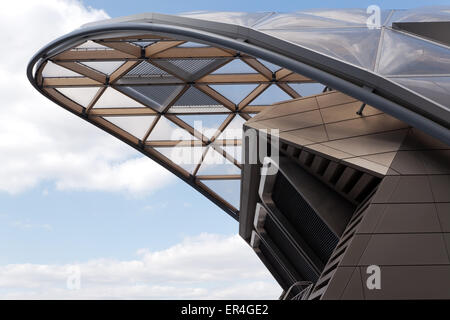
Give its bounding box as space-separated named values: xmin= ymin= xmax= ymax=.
xmin=210 ymin=113 xmax=235 ymax=143
xmin=237 ymin=84 xmax=270 ymax=110
xmin=165 ymin=114 xmax=209 ymax=144
xmin=277 ymin=83 xmax=301 ymax=99
xmin=95 ymin=41 xmax=141 ymax=57
xmin=142 ymin=115 xmax=161 ymax=142
xmin=197 ymin=74 xmax=269 ymax=84
xmin=109 ymin=60 xmax=141 ymax=83
xmin=54 ymin=61 xmax=106 ymax=83
xmin=145 ymin=139 xmax=208 ymax=147
xmin=196 ymin=175 xmax=241 ymax=180
xmin=145 ymin=41 xmax=185 ymax=58
xmin=275 ymin=68 xmax=293 ymax=81
xmin=241 ymin=57 xmax=273 ymax=80
xmin=85 ymin=87 xmax=106 ymax=114
xmin=195 ymin=85 xmax=236 ymax=112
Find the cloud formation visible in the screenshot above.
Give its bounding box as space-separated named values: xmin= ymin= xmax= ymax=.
xmin=0 ymin=234 xmax=281 ymax=299
xmin=0 ymin=0 xmax=174 ymax=195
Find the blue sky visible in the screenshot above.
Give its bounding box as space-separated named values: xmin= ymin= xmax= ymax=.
xmin=83 ymin=0 xmax=450 ymax=17
xmin=0 ymin=0 xmax=449 ymax=299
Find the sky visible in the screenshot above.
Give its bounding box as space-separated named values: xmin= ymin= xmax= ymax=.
xmin=0 ymin=0 xmax=449 ymax=299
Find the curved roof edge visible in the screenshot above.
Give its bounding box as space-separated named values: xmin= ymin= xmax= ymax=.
xmin=29 ymin=14 xmax=450 ymax=145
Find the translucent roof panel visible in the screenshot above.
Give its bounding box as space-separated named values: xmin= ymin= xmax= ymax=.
xmin=155 ymin=146 xmax=204 ymax=174
xmin=210 ymin=84 xmax=258 ymax=104
xmin=249 ymin=84 xmax=291 ymax=105
xmin=263 ymin=28 xmax=381 ymax=70
xmin=377 ymin=29 xmax=450 ymax=76
xmin=94 ymin=88 xmax=147 ymax=108
xmin=217 ymin=116 xmax=245 ymax=140
xmin=178 ymin=11 xmax=273 ymax=27
xmin=56 ymin=87 xmax=99 ymax=107
xmin=212 ymin=59 xmax=258 ymax=74
xmin=201 ymin=179 xmax=241 ymax=209
xmin=386 ymin=7 xmax=450 ymax=26
xmin=147 ymin=116 xmax=195 ymax=141
xmin=178 ymin=114 xmax=228 ymax=139
xmin=197 ymin=147 xmax=240 ymax=175
xmin=258 ymin=59 xmax=281 ymax=72
xmin=254 ymin=10 xmax=390 ymax=29
xmin=390 ymin=76 xmax=450 ymax=109
xmin=104 ymin=116 xmax=156 ymax=140
xmin=80 ymin=61 xmax=124 ymax=75
xmin=42 ymin=61 xmax=82 ymax=77
xmin=289 ymin=83 xmax=326 ymax=97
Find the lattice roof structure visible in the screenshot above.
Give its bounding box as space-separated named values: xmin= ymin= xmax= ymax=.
xmin=28 ymin=8 xmax=450 ymax=220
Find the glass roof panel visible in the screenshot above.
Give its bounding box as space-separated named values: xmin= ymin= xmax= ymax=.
xmin=94 ymin=87 xmax=147 ymax=108
xmin=390 ymin=76 xmax=450 ymax=109
xmin=257 ymin=59 xmax=281 ymax=72
xmin=155 ymin=146 xmax=204 ymax=174
xmin=75 ymin=40 xmax=111 ymax=50
xmin=55 ymin=87 xmax=100 ymax=107
xmin=387 ymin=7 xmax=450 ymax=26
xmin=263 ymin=28 xmax=381 ymax=70
xmin=196 ymin=147 xmax=240 ymax=175
xmin=221 ymin=144 xmax=242 ymax=164
xmin=80 ymin=61 xmax=124 ymax=75
xmin=147 ymin=116 xmax=196 ymax=141
xmin=377 ymin=29 xmax=450 ymax=76
xmin=177 ymin=42 xmax=210 ymax=47
xmin=42 ymin=61 xmax=83 ymax=77
xmin=216 ymin=116 xmax=245 ymax=140
xmin=178 ymin=11 xmax=273 ymax=27
xmin=212 ymin=59 xmax=258 ymax=74
xmin=249 ymin=84 xmax=292 ymax=105
xmin=289 ymin=83 xmax=326 ymax=97
xmin=210 ymin=84 xmax=258 ymax=104
xmin=132 ymin=40 xmax=155 ymax=48
xmin=201 ymin=179 xmax=241 ymax=209
xmin=104 ymin=116 xmax=156 ymax=140
xmin=177 ymin=114 xmax=229 ymax=139
xmin=124 ymin=61 xmax=170 ymax=77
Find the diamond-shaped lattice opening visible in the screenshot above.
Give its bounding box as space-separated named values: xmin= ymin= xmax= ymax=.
xmin=104 ymin=116 xmax=156 ymax=140
xmin=80 ymin=61 xmax=125 ymax=75
xmin=155 ymin=146 xmax=205 ymax=174
xmin=177 ymin=114 xmax=229 ymax=139
xmin=42 ymin=61 xmax=83 ymax=77
xmin=94 ymin=87 xmax=147 ymax=108
xmin=55 ymin=87 xmax=100 ymax=107
xmin=147 ymin=116 xmax=197 ymax=141
xmin=212 ymin=59 xmax=258 ymax=74
xmin=249 ymin=84 xmax=292 ymax=105
xmin=196 ymin=147 xmax=240 ymax=175
xmin=201 ymin=179 xmax=241 ymax=209
xmin=210 ymin=84 xmax=258 ymax=104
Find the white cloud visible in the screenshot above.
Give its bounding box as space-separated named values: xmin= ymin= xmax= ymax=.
xmin=0 ymin=0 xmax=174 ymax=195
xmin=0 ymin=234 xmax=281 ymax=299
